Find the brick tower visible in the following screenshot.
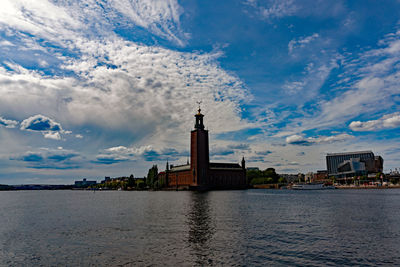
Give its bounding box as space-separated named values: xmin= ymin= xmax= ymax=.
xmin=190 ymin=106 xmax=209 ymax=187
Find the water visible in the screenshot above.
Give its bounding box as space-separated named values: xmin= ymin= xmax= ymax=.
xmin=0 ymin=189 xmax=399 ymax=266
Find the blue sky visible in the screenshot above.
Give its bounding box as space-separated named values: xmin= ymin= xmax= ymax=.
xmin=1 ymin=0 xmax=400 ymax=184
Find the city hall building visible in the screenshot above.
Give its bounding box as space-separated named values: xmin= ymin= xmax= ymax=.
xmin=157 ymin=108 xmax=247 ymax=190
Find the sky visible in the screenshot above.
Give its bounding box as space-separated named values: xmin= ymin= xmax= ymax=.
xmin=1 ymin=0 xmax=400 ymax=184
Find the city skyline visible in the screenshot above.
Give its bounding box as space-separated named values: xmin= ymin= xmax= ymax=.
xmin=1 ymin=0 xmax=400 ymax=184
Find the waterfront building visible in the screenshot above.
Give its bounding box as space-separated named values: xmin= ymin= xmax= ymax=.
xmin=326 ymin=151 xmax=383 ymax=178
xmin=157 ymin=107 xmax=247 ymax=190
xmin=305 ymin=172 xmax=314 ymax=183
xmin=74 ymin=178 xmax=97 ymax=188
xmin=101 ymin=176 xmax=111 ymax=184
xmin=313 ymin=170 xmax=328 ymax=181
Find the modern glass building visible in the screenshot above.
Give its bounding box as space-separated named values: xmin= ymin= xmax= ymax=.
xmin=326 ymin=151 xmax=383 ymax=178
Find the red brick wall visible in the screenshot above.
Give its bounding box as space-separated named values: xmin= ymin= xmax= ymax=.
xmin=208 ymin=169 xmax=246 ymax=188
xmin=167 ymin=170 xmax=193 ymax=187
xmin=190 ymin=131 xmax=197 ymax=185
xmin=191 ymin=129 xmax=209 ymax=186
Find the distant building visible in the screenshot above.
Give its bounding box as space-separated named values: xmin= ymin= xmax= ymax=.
xmin=305 ymin=172 xmax=313 ymax=183
xmin=246 ymin=167 xmax=260 ymax=171
xmin=157 ymin=107 xmax=247 ymax=190
xmin=74 ymin=178 xmax=97 ymax=188
xmin=326 ymin=151 xmax=383 ymax=178
xmin=101 ymin=176 xmax=111 ymax=184
xmin=313 ymin=170 xmax=328 ymax=181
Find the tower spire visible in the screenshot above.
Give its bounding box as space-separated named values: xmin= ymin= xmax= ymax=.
xmin=196 ymin=100 xmax=202 ymax=115
xmin=194 ymin=101 xmax=205 ymax=130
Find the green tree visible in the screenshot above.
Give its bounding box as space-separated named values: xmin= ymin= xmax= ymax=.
xmin=263 ymin=168 xmax=279 ymax=183
xmin=246 ymin=169 xmax=262 ymax=181
xmin=136 ymin=179 xmax=145 ymax=189
xmin=247 ymin=167 xmax=282 ymax=185
xmin=146 ymin=165 xmax=158 ymax=188
xmin=128 ymin=174 xmax=135 ymax=188
xmin=278 ymin=177 xmax=287 ymax=184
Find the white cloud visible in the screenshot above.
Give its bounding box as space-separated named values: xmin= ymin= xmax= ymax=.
xmin=0 ymin=0 xmax=255 ymax=157
xmin=286 ymin=133 xmax=354 ymax=146
xmin=20 ymin=115 xmax=62 ymax=132
xmin=0 ymin=40 xmax=14 ymax=46
xmin=0 ymin=116 xmax=18 ymax=128
xmin=282 ymin=29 xmax=400 ymax=133
xmin=10 ymin=147 xmax=82 ymax=169
xmin=108 ymin=0 xmax=186 ymax=46
xmin=20 ymin=115 xmax=68 ymax=140
xmin=43 ymin=131 xmax=61 ymax=140
xmin=105 ymin=145 xmax=153 ymax=155
xmin=261 ymin=0 xmax=297 ymax=19
xmin=282 ymin=56 xmax=339 ymax=96
xmin=288 ymin=33 xmax=320 ymax=53
xmin=245 ymin=0 xmax=297 ymax=20
xmin=349 ymin=112 xmax=400 ymax=131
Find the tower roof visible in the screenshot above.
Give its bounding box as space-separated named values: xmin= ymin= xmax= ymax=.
xmin=194 ymin=102 xmax=205 ymax=130
xmin=196 ymin=100 xmax=203 ymax=115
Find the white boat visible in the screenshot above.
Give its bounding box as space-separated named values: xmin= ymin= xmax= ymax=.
xmin=291 ymin=183 xmax=335 ymax=190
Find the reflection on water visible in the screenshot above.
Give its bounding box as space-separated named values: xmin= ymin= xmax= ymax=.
xmin=187 ymin=192 xmax=215 ymax=265
xmin=0 ymin=190 xmax=400 ymax=266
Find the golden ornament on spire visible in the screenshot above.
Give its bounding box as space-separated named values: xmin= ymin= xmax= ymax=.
xmin=196 ymin=100 xmax=202 ymax=115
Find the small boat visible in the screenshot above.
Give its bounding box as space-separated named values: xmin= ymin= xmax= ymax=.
xmin=291 ymin=183 xmax=335 ymax=190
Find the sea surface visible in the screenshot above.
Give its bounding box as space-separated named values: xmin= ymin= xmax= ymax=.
xmin=0 ymin=189 xmax=399 ymax=266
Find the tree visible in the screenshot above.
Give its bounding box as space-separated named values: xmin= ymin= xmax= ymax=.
xmin=146 ymin=165 xmax=158 ymax=188
xmin=262 ymin=168 xmax=279 ymax=183
xmin=278 ymin=177 xmax=287 ymax=184
xmin=247 ymin=167 xmax=283 ymax=185
xmin=136 ymin=179 xmax=145 ymax=189
xmin=128 ymin=174 xmax=135 ymax=188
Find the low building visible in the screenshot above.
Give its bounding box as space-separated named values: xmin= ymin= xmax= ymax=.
xmin=305 ymin=172 xmax=313 ymax=183
xmin=101 ymin=176 xmax=111 ymax=184
xmin=313 ymin=170 xmax=328 ymax=181
xmin=74 ymin=178 xmax=97 ymax=188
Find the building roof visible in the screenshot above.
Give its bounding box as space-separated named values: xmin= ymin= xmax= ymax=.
xmin=170 ymin=164 xmax=190 ymax=172
xmin=209 ymin=162 xmax=242 ymax=170
xmin=326 ymin=151 xmax=373 ymax=156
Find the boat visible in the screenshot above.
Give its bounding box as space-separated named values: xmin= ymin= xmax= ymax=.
xmin=291 ymin=183 xmax=335 ymax=190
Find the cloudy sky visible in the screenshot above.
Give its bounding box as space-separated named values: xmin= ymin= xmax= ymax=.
xmin=1 ymin=0 xmax=400 ymax=184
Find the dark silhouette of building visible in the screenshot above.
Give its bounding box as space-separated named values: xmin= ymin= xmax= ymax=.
xmin=74 ymin=178 xmax=97 ymax=188
xmin=157 ymin=107 xmax=247 ymax=190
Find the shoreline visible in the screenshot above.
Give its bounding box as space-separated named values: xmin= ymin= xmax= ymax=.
xmin=335 ymin=185 xmax=400 ymax=189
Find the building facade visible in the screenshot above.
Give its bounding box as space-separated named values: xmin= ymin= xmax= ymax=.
xmin=74 ymin=178 xmax=97 ymax=188
xmin=326 ymin=151 xmax=383 ymax=178
xmin=157 ymin=108 xmax=247 ymax=190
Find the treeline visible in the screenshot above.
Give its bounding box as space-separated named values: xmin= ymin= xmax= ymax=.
xmin=247 ymin=168 xmax=287 ymax=185
xmin=92 ymin=164 xmax=162 ymax=190
xmin=91 ymin=175 xmax=146 ymax=190
xmin=0 ymin=184 xmax=14 ymax=191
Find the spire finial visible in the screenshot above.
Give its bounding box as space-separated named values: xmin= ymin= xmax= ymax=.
xmin=196 ymin=100 xmax=202 ymax=114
